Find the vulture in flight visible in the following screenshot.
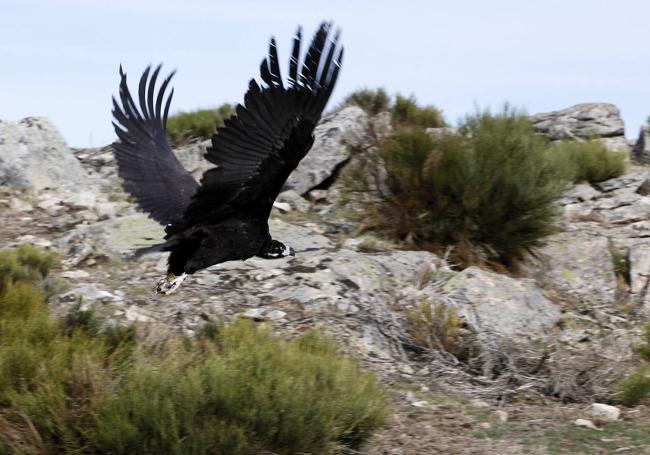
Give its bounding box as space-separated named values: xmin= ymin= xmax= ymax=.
xmin=112 ymin=23 xmax=343 ymax=294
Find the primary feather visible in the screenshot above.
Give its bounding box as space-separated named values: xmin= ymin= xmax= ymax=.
xmin=112 ymin=22 xmax=343 ymax=285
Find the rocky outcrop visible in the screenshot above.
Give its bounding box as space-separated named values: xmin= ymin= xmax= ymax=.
xmin=530 ymin=103 xmax=625 ymax=141
xmin=526 ymin=231 xmax=617 ymax=306
xmin=440 ymin=267 xmax=561 ymax=342
xmin=0 ymin=117 xmax=92 ymax=191
xmin=633 ymin=127 xmax=650 ymax=164
xmin=3 ymin=108 xmax=650 ymax=411
xmin=285 ymin=106 xmax=370 ymax=194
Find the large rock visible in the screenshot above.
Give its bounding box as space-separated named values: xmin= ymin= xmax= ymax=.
xmin=57 ymin=213 xmax=164 ymax=266
xmin=174 ymin=140 xmax=211 ymax=181
xmin=530 ymin=103 xmax=625 ymax=141
xmin=285 ymin=106 xmax=370 ymax=194
xmin=526 ymin=231 xmax=617 ymax=306
xmin=633 ymin=127 xmax=650 ymax=164
xmin=0 ymin=117 xmax=92 ymax=191
xmin=439 ymin=267 xmax=561 ymax=342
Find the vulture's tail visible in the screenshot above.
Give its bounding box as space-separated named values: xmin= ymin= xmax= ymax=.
xmin=130 ymin=241 xmax=173 ymax=260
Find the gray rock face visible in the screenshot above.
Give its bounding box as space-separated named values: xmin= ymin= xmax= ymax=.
xmin=530 ymin=103 xmax=625 ymax=141
xmin=174 ymin=140 xmax=211 ymax=181
xmin=633 ymin=127 xmax=650 ymax=164
xmin=285 ymin=106 xmax=370 ymax=194
xmin=629 ymin=242 xmax=650 ymax=295
xmin=440 ymin=267 xmax=561 ymax=341
xmin=0 ymin=117 xmax=92 ymax=191
xmin=526 ymin=231 xmax=616 ymax=306
xmin=57 ymin=213 xmax=164 ymax=266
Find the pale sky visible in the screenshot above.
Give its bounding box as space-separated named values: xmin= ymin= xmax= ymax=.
xmin=1 ymin=0 xmax=648 ymax=147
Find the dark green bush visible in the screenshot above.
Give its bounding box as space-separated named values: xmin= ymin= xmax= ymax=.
xmin=346 ymin=88 xmax=390 ymax=115
xmin=0 ymin=243 xmax=57 ymax=291
xmin=550 ymin=140 xmax=627 ymax=183
xmin=618 ymin=324 xmax=650 ymax=407
xmin=354 ymin=107 xmax=569 ymax=266
xmin=166 ymin=104 xmax=234 ymax=145
xmin=346 ymin=89 xmax=445 ymax=129
xmin=0 ymin=246 xmax=387 ymax=454
xmin=392 ymin=94 xmax=445 ymax=129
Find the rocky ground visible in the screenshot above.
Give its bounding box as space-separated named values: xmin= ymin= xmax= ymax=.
xmin=1 ymin=103 xmax=650 ymax=454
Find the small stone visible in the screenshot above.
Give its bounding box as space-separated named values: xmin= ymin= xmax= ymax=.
xmin=240 ymin=308 xmax=266 ymax=321
xmin=12 ymin=235 xmax=52 ymax=248
xmin=60 ymin=284 xmax=121 ymax=303
xmin=492 ymin=410 xmax=509 ymax=423
xmin=37 ymin=197 xmax=63 ymax=216
xmin=411 ymin=401 xmax=429 ymax=408
xmin=125 ymin=306 xmax=153 ymax=322
xmin=478 ymin=422 xmax=492 ymax=430
xmin=574 ymin=418 xmax=600 ymax=430
xmin=9 ymin=198 xmax=33 ymax=212
xmin=265 ymin=309 xmax=287 ymax=321
xmin=94 ymin=202 xmax=116 ymax=220
xmin=308 ymin=189 xmax=328 ymax=203
xmin=470 ymin=399 xmax=490 ymax=409
xmin=276 ymin=190 xmax=311 ymax=212
xmin=61 ymin=270 xmax=90 ymax=279
xmin=272 ymin=201 xmax=292 ymax=213
xmin=590 ymin=403 xmax=620 ymax=422
xmin=67 ymin=190 xmax=96 ymax=210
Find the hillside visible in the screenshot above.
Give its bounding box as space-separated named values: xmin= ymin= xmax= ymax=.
xmin=1 ymin=101 xmax=650 ymax=454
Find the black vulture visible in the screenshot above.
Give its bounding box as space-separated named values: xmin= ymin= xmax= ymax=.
xmin=111 ymin=22 xmax=343 ymax=294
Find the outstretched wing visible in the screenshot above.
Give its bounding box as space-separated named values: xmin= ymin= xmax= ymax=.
xmin=112 ymin=65 xmax=199 ymax=226
xmin=182 ymin=22 xmax=343 ymax=227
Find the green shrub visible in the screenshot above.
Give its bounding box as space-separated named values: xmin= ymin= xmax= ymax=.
xmin=406 ymin=301 xmax=464 ymax=356
xmin=0 ymin=243 xmax=57 ymax=291
xmin=392 ymin=94 xmax=445 ymax=129
xmin=166 ymin=104 xmax=234 ymax=145
xmin=0 ymin=246 xmax=387 ymax=454
xmin=618 ymin=366 xmax=650 ymax=407
xmin=550 ymin=140 xmax=627 ymax=183
xmin=89 ymin=323 xmax=387 ymax=454
xmin=346 ymin=89 xmax=445 ymax=129
xmin=346 ymin=88 xmax=390 ymax=115
xmin=618 ymin=324 xmax=650 ymax=407
xmin=355 ymin=107 xmax=568 ymax=266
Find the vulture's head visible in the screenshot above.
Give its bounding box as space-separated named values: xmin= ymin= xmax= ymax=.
xmin=259 ymin=239 xmax=295 ymax=259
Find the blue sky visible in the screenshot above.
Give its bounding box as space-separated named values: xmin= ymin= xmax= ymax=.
xmin=1 ymin=0 xmax=648 ymax=147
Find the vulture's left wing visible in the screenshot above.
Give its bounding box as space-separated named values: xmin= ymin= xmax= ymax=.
xmin=181 ymin=22 xmax=343 ymax=226
xmin=112 ymin=66 xmax=199 ymax=226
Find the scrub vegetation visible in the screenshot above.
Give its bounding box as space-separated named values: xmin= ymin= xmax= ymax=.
xmin=351 ymin=106 xmax=568 ymax=266
xmin=347 ymin=88 xmax=445 ymax=129
xmin=166 ymin=104 xmax=234 ymax=145
xmin=0 ymin=245 xmax=388 ymax=455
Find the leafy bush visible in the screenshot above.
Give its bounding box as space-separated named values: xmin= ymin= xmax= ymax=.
xmin=618 ymin=324 xmax=650 ymax=407
xmin=550 ymin=140 xmax=627 ymax=183
xmin=0 ymin=246 xmax=387 ymax=454
xmin=0 ymin=243 xmax=57 ymax=290
xmin=392 ymin=94 xmax=445 ymax=129
xmin=405 ymin=301 xmax=467 ymax=357
xmin=346 ymin=88 xmax=390 ymax=115
xmin=354 ymin=107 xmax=569 ymax=266
xmin=346 ymin=89 xmax=445 ymax=128
xmin=166 ymin=104 xmax=234 ymax=145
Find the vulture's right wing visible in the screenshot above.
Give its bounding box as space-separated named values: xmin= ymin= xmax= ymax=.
xmin=112 ymin=66 xmax=199 ymax=226
xmin=182 ymin=22 xmax=343 ymax=227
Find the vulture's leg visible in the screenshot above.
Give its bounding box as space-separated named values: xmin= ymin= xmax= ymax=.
xmin=156 ymin=273 xmax=187 ymax=295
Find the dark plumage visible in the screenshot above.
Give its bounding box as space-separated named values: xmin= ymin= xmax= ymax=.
xmin=112 ymin=23 xmax=343 ymax=293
